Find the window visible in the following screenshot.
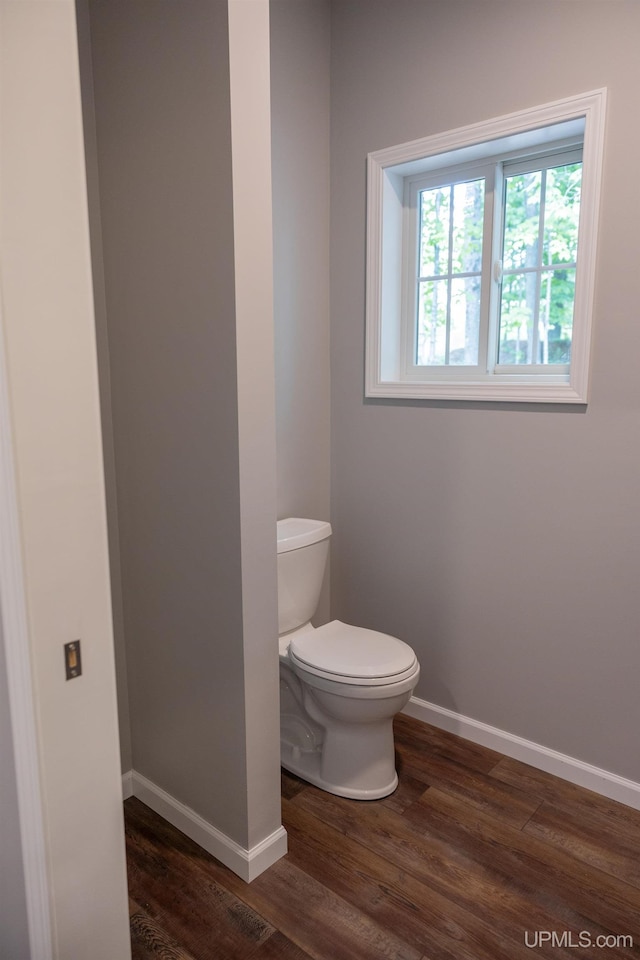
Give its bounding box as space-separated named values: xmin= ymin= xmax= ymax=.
xmin=366 ymin=90 xmax=606 ymax=402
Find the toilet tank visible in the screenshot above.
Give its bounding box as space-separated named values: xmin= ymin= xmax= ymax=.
xmin=277 ymin=518 xmax=331 ymax=635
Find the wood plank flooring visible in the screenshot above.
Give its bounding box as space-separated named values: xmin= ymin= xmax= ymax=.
xmin=125 ymin=714 xmax=640 ymax=959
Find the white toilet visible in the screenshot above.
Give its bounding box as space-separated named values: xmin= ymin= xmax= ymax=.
xmin=277 ymin=517 xmax=420 ymax=800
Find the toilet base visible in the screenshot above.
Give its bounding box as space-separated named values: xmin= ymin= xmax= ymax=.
xmin=279 ymin=655 xmax=415 ymax=801
xmin=281 ymin=740 xmax=398 ymax=800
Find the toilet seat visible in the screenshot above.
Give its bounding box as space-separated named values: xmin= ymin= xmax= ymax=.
xmin=288 ymin=619 xmax=418 ymax=686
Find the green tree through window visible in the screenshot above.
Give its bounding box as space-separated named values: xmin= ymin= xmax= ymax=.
xmin=499 ymin=161 xmax=582 ymax=365
xmin=417 ymin=179 xmax=484 ymax=366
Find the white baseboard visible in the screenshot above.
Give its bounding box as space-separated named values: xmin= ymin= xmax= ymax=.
xmin=122 ymin=770 xmax=287 ymax=882
xmin=404 ymin=696 xmax=640 ymax=811
xmin=121 ymin=770 xmax=133 ymax=801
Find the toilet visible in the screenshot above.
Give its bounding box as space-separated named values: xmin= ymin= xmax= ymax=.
xmin=277 ymin=517 xmax=420 ymax=800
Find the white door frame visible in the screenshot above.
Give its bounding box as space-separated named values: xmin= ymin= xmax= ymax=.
xmin=0 ymin=286 xmax=53 ymax=958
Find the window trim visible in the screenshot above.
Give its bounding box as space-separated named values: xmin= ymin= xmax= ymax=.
xmin=365 ymin=90 xmax=607 ymax=403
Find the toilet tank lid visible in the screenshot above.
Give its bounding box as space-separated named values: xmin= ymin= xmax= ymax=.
xmin=277 ymin=518 xmax=332 ymax=554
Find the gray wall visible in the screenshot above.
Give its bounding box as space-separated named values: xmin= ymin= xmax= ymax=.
xmin=83 ymin=0 xmax=279 ymax=846
xmin=271 ymin=0 xmax=331 ymax=617
xmin=330 ymin=0 xmax=640 ymax=781
xmin=271 ymin=0 xmax=331 ymax=523
xmin=76 ymin=0 xmax=133 ymax=775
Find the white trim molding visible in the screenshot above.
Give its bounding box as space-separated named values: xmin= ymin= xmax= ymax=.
xmin=121 ymin=770 xmax=134 ymax=801
xmin=404 ymin=696 xmax=640 ymax=811
xmin=123 ymin=771 xmax=288 ymax=883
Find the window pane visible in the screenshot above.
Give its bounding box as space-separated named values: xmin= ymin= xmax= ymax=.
xmin=419 ymin=178 xmax=485 ymax=279
xmin=417 ymin=279 xmax=448 ymax=364
xmin=419 ymin=186 xmax=450 ymax=277
xmin=500 ymin=162 xmax=581 ymax=367
xmin=539 ymin=269 xmax=575 ymax=363
xmin=498 ymin=273 xmax=535 ymax=364
xmin=503 ymin=171 xmax=541 ymax=271
xmin=450 ymin=277 xmax=480 ymax=365
xmin=543 ymin=163 xmax=582 ymax=266
xmin=451 ymin=179 xmax=484 ymax=274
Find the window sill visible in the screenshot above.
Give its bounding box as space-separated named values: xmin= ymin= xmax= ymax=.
xmin=365 ymin=378 xmax=588 ymax=404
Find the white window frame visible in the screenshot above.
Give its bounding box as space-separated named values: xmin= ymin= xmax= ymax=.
xmin=365 ymin=90 xmax=607 ymax=403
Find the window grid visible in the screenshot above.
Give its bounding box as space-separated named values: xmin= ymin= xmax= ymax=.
xmin=497 ymin=155 xmax=582 ymax=369
xmin=414 ymin=177 xmax=485 ymax=368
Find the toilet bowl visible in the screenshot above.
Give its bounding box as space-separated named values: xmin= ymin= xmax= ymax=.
xmin=277 ymin=518 xmax=420 ymax=800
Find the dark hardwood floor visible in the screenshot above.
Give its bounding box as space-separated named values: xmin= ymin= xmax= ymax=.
xmin=125 ymin=714 xmax=640 ymax=960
